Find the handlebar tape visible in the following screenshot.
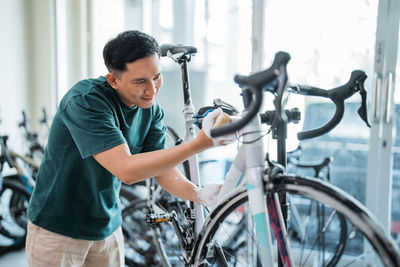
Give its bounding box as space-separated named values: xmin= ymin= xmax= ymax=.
xmin=297 ymin=101 xmax=344 ymax=140
xmin=295 ymin=70 xmax=367 ymax=140
xmin=234 ymin=51 xmax=291 ymax=89
xmin=210 ymin=51 xmax=291 ymax=137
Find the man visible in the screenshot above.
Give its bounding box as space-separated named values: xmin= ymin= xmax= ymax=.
xmin=26 ymin=30 xmax=230 ymax=267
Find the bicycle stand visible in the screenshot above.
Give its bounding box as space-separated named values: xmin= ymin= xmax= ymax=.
xmin=260 ymin=107 xmax=301 ymax=267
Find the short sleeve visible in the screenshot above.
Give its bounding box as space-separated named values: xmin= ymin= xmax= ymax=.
xmin=142 ymin=104 xmax=167 ymax=152
xmin=61 ymin=94 xmax=126 ymax=159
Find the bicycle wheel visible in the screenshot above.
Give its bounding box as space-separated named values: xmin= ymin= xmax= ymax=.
xmin=0 ymin=177 xmax=31 ymax=255
xmin=287 ymin=195 xmax=347 ymax=267
xmin=286 ymin=156 xmax=346 ymax=266
xmin=193 ymin=175 xmax=400 ymax=267
xmin=122 ymin=198 xmax=184 ymax=267
xmin=122 ymin=199 xmax=161 ymax=267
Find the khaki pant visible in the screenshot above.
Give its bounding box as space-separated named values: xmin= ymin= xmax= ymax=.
xmin=25 ymin=221 xmax=124 ymax=267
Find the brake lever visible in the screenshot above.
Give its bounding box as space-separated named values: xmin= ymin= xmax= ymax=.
xmin=357 ymin=79 xmax=371 ymax=127
xmin=272 ymin=64 xmax=289 ymax=125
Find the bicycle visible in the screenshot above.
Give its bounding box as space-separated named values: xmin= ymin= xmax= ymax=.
xmin=0 ymin=133 xmax=32 ymax=255
xmin=16 ymin=110 xmax=46 ymax=180
xmin=0 ymin=113 xmax=37 ymax=196
xmin=122 ymin=50 xmax=400 ymax=266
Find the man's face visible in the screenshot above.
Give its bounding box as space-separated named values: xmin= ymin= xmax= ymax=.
xmin=108 ymin=53 xmax=163 ymax=108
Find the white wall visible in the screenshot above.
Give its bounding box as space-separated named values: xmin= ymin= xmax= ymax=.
xmin=0 ymin=0 xmax=30 ymax=144
xmin=1 ymin=0 xmax=125 ymax=144
xmin=0 ymin=0 xmax=55 ymax=152
xmin=28 ymin=0 xmax=56 ymax=125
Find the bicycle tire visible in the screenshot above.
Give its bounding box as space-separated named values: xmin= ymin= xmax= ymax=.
xmin=0 ymin=177 xmax=31 ymax=255
xmin=193 ymin=175 xmax=400 ymax=267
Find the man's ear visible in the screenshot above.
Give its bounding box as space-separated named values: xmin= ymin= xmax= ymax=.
xmin=106 ymin=73 xmax=119 ymax=89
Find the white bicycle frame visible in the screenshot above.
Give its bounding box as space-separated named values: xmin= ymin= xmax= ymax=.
xmin=148 ymin=49 xmax=398 ymax=267
xmin=154 ymin=49 xmax=293 ymax=266
xmin=150 ymin=104 xmax=293 ymax=266
xmin=182 ymin=93 xmax=204 ymax=235
xmin=151 ymin=90 xmax=205 ymax=234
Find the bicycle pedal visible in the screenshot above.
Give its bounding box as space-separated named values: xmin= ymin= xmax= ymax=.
xmin=145 ymin=213 xmax=172 ymax=224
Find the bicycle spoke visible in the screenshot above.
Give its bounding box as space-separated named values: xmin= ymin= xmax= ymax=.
xmin=211 ymin=204 xmax=260 ymax=266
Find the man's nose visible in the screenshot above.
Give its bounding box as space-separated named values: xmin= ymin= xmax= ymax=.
xmin=145 ymin=81 xmax=157 ymax=95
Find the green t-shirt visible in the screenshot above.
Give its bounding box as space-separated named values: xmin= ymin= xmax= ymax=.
xmin=27 ymin=76 xmax=166 ymax=240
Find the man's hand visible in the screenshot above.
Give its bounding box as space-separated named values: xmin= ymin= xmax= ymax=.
xmin=156 ymin=169 xmax=222 ymax=207
xmin=202 ymin=108 xmax=236 ymax=146
xmin=195 ymin=183 xmax=222 ymax=206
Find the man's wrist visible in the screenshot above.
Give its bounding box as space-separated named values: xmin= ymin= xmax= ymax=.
xmin=192 ymin=131 xmax=213 ymax=151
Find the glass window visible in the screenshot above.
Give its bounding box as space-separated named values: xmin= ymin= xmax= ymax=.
xmin=55 ymin=0 xmax=68 ymax=101
xmin=55 ymin=0 xmax=125 ymax=102
xmin=90 ymin=0 xmax=125 ymax=78
xmin=391 ymin=28 xmax=400 ymax=243
xmin=124 ymin=0 xmax=252 ymax=181
xmin=264 ymin=0 xmax=378 ymax=204
xmin=124 ymin=0 xmax=251 ymax=129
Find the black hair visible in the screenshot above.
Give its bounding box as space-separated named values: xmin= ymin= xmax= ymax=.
xmin=103 ymin=30 xmax=159 ymax=74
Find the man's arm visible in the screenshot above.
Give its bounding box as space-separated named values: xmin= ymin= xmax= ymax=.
xmin=155 ymin=167 xmax=201 ymax=203
xmin=93 ymin=130 xmax=212 ymax=185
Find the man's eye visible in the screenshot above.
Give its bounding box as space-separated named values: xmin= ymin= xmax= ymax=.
xmin=134 ymin=80 xmax=145 ymax=84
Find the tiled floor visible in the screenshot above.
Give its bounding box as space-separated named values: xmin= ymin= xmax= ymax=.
xmin=0 ymin=249 xmax=28 ymax=267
